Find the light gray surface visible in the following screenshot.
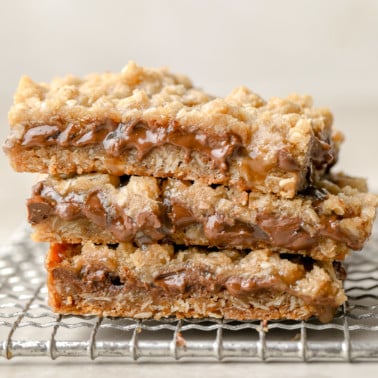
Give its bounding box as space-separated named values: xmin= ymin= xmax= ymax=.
xmin=0 ymin=0 xmax=377 ymax=375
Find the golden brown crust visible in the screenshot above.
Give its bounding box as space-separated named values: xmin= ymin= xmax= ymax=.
xmin=46 ymin=243 xmax=346 ymax=322
xmin=29 ymin=173 xmax=378 ymax=260
xmin=4 ymin=62 xmax=340 ymax=197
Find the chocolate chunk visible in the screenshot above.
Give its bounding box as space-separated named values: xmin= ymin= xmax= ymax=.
xmin=134 ymin=211 xmax=165 ymax=245
xmin=22 ymin=125 xmax=60 ymax=146
xmin=257 ymin=214 xmax=317 ymax=250
xmin=27 ymin=197 xmax=52 ymax=224
xmin=83 ymin=191 xmax=108 ymax=228
xmin=224 ymin=276 xmax=284 ymax=296
xmin=170 ymin=202 xmax=196 ymax=229
xmin=224 ymin=276 xmax=258 ymax=296
xmin=74 ymin=121 xmax=115 ymax=146
xmin=154 ymin=270 xmax=187 ymax=293
xmin=204 ymin=214 xmax=269 ymax=247
xmin=56 ymin=123 xmax=82 ymax=146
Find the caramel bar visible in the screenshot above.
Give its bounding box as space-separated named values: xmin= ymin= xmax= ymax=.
xmin=4 ymin=62 xmax=342 ymax=198
xmin=47 ymin=242 xmax=346 ymax=322
xmin=28 ymin=173 xmax=378 ymax=261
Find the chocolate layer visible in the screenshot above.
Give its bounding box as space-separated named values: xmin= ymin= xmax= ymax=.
xmin=19 ymin=119 xmax=335 ymax=185
xmin=22 ymin=120 xmax=242 ymax=172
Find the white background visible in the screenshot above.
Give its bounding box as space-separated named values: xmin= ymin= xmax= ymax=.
xmin=0 ymin=0 xmax=377 ymax=375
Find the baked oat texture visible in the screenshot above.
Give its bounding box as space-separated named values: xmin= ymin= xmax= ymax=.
xmin=47 ymin=242 xmax=346 ymax=323
xmin=29 ymin=173 xmax=378 ymax=260
xmin=4 ymin=62 xmax=342 ymax=198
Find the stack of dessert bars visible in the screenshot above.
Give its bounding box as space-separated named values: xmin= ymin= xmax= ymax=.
xmin=4 ymin=62 xmax=377 ymax=322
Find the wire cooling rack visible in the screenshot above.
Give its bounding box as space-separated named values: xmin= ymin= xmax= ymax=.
xmin=0 ymin=225 xmax=377 ymax=362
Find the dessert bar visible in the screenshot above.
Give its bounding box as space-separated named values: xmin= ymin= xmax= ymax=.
xmin=28 ymin=173 xmax=378 ymax=260
xmin=4 ymin=62 xmax=342 ymax=198
xmin=47 ymin=242 xmax=346 ymax=322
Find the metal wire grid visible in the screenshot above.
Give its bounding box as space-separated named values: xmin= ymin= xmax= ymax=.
xmin=0 ymin=225 xmax=377 ymax=362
